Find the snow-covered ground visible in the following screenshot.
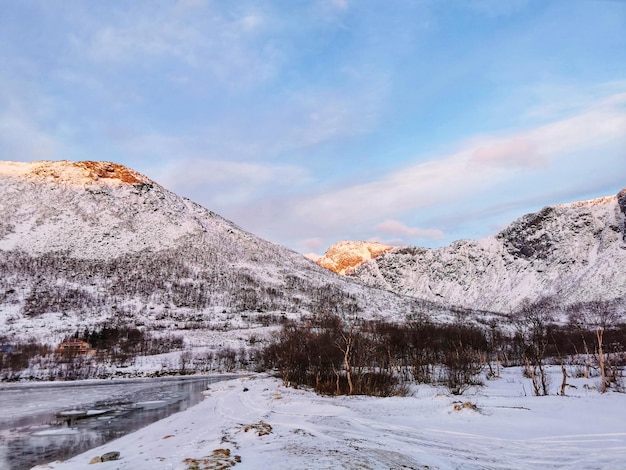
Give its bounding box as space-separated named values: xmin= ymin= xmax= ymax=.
xmin=33 ymin=367 xmax=626 ymax=469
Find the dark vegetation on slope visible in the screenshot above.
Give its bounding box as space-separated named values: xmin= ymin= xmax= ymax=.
xmin=0 ymin=325 xmax=253 ymax=381
xmin=0 ymin=327 xmax=184 ymax=381
xmin=0 ymin=248 xmax=363 ymax=324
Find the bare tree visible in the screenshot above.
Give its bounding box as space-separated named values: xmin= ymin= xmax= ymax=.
xmin=514 ymin=298 xmax=554 ymax=396
xmin=571 ymin=300 xmax=622 ymax=393
xmin=334 ymin=324 xmax=356 ymax=395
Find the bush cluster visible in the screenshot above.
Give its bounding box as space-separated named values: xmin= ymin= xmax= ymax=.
xmin=260 ymin=314 xmax=489 ymax=396
xmin=260 ymin=298 xmax=626 ymax=396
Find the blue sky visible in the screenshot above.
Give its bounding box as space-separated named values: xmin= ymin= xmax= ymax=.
xmin=1 ymin=0 xmax=625 ymax=254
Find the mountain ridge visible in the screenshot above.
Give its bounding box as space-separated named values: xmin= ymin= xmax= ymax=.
xmin=333 ymin=190 xmax=626 ymax=312
xmin=1 ymin=160 xmax=622 ymax=345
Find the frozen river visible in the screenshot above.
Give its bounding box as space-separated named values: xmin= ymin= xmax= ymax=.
xmin=0 ymin=375 xmax=238 ymax=470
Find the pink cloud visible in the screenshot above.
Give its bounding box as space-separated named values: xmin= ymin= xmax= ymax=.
xmin=301 ymin=237 xmax=326 ymax=253
xmin=375 ymin=219 xmax=444 ymax=239
xmin=469 ymin=137 xmax=542 ymax=169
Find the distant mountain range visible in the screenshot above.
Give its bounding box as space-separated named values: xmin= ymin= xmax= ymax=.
xmin=317 ymin=189 xmax=626 ymax=312
xmin=1 ymin=160 xmax=623 ymax=345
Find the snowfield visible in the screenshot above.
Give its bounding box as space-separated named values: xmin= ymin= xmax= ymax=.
xmin=33 ymin=367 xmax=626 ymax=470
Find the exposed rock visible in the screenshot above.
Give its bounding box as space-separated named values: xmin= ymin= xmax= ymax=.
xmin=499 ymin=206 xmax=556 ymax=259
xmin=242 ymin=421 xmax=273 ymax=436
xmin=317 ymin=241 xmax=394 ymax=275
xmin=618 ymin=188 xmax=626 ymax=240
xmin=183 ymin=449 xmax=240 ymax=469
xmin=100 ymin=451 xmax=120 ymax=461
xmin=0 ymin=160 xmax=153 ymax=187
xmin=618 ymin=188 xmax=626 ymax=217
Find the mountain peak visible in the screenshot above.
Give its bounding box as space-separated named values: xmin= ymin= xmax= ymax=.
xmin=317 ymin=241 xmax=394 ymax=275
xmin=555 ymin=194 xmax=618 ymax=209
xmin=0 ymin=160 xmax=154 ymax=187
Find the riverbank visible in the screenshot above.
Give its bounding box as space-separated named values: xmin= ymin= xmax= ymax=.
xmin=0 ymin=375 xmax=239 ymax=470
xmin=0 ymin=374 xmax=241 ymax=424
xmin=33 ymin=367 xmax=626 ymax=469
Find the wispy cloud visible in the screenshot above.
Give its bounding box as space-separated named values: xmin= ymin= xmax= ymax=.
xmin=301 ymin=237 xmax=326 ymax=254
xmin=0 ymin=79 xmax=65 ymax=160
xmin=281 ymin=80 xmax=390 ymax=149
xmin=151 ymin=158 xmax=310 ymax=205
xmin=331 ymin=0 xmax=349 ymax=10
xmin=467 ymin=101 xmax=626 ymax=170
xmin=108 ymin=74 xmax=389 ymax=165
xmin=521 ymin=80 xmax=626 ymax=121
xmin=375 ymin=219 xmax=444 ymax=240
xmin=0 ymin=112 xmax=61 ymax=159
xmin=470 ymin=138 xmax=540 ymax=169
xmin=279 ymin=92 xmax=626 ymax=250
xmin=71 ymin=2 xmax=279 ymax=89
xmin=1 ymin=1 xmax=623 ymax=256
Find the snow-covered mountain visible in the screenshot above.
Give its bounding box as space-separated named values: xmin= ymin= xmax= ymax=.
xmin=0 ymin=160 xmax=428 ymax=344
xmin=5 ymin=159 xmax=618 ymax=347
xmin=345 ymin=190 xmax=626 ymax=312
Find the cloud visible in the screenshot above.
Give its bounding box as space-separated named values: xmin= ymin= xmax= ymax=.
xmin=301 ymin=237 xmax=326 ymax=253
xmin=113 ymin=75 xmax=389 ymax=164
xmin=470 ymin=138 xmax=540 ymax=169
xmin=0 ymin=113 xmax=61 ymax=159
xmin=149 ymin=157 xmax=310 ymax=205
xmin=521 ymin=80 xmax=626 ymax=121
xmin=331 ymin=0 xmax=349 ymax=10
xmin=176 ymin=0 xmax=208 ymax=8
xmin=312 ymin=0 xmax=351 ymax=21
xmin=1 ymin=1 xmax=391 ymax=172
xmin=0 ymin=81 xmax=65 ymax=160
xmin=470 ymin=93 xmax=626 ymax=171
xmin=288 ymin=92 xmax=626 ymax=231
xmin=375 ymin=220 xmax=444 ymax=240
xmin=161 ymin=159 xmax=308 ymax=188
xmin=72 ymin=2 xmax=279 ymax=89
xmin=283 ymin=81 xmax=389 ymax=148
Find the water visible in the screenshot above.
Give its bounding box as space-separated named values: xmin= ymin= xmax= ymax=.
xmin=0 ymin=375 xmax=237 ymax=470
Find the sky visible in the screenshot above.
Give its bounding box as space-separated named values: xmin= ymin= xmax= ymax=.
xmin=1 ymin=0 xmax=625 ymax=255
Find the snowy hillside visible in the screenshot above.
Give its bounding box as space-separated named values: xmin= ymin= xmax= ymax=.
xmin=349 ymin=190 xmax=626 ymax=312
xmin=0 ymin=160 xmax=437 ymax=346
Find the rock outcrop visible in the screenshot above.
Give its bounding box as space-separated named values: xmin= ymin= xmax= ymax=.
xmin=316 ymin=241 xmax=394 ymax=275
